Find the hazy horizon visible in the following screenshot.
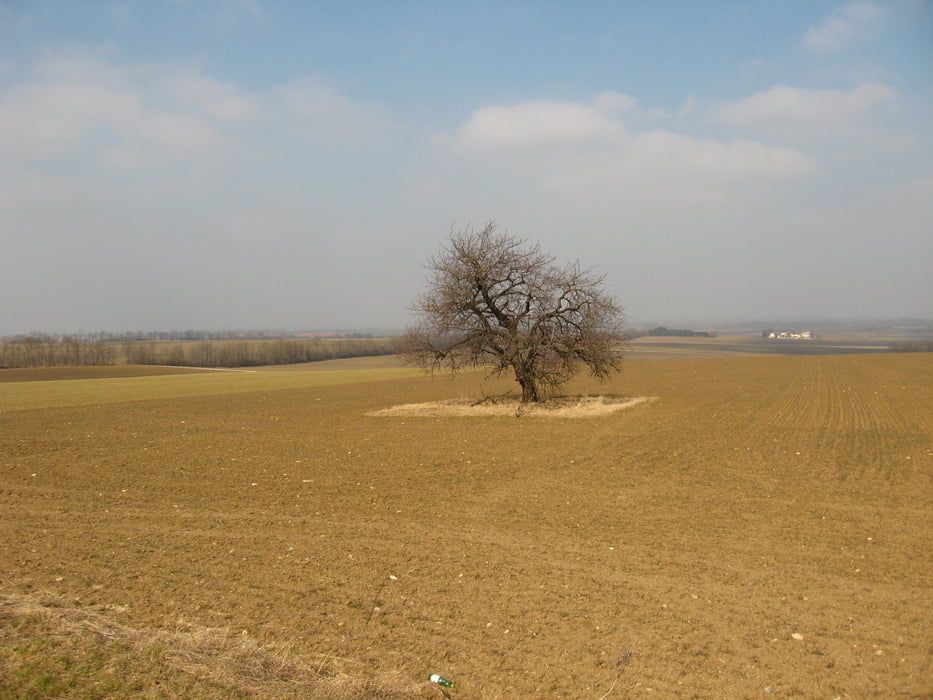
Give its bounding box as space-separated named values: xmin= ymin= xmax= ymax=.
xmin=2 ymin=1 xmax=931 ymax=337
xmin=5 ymin=313 xmax=932 ymax=340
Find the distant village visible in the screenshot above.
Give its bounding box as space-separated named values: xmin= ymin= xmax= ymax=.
xmin=764 ymin=330 xmax=815 ymax=340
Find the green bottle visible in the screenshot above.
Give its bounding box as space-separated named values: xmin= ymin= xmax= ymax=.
xmin=429 ymin=673 xmax=455 ymax=688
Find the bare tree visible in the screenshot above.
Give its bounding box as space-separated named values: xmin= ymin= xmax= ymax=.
xmin=402 ymin=221 xmax=624 ymax=403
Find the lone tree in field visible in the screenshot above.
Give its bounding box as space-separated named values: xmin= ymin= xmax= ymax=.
xmin=402 ymin=221 xmax=625 ymax=403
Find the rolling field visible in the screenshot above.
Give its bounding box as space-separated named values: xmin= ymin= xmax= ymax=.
xmin=625 ymin=335 xmax=893 ymax=359
xmin=1 ymin=352 xmax=931 ymax=697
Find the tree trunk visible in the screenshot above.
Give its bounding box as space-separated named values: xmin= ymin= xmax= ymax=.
xmin=517 ymin=372 xmax=539 ymax=403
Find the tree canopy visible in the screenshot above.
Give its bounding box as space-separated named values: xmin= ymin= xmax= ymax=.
xmin=402 ymin=222 xmax=624 ymax=402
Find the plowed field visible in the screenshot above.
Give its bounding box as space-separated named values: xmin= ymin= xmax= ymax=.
xmin=1 ymin=353 xmax=931 ymax=698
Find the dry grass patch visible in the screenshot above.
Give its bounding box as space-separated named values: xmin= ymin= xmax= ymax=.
xmin=369 ymin=395 xmax=656 ymax=418
xmin=0 ymin=593 xmax=416 ymax=700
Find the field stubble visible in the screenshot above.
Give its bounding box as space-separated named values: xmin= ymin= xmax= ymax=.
xmin=1 ymin=353 xmax=931 ymax=697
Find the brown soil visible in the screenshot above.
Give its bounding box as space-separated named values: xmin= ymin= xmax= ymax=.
xmin=0 ymin=364 xmax=209 ymax=383
xmin=1 ymin=354 xmax=931 ymax=698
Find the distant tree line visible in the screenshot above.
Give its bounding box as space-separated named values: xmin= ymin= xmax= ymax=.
xmin=887 ymin=341 xmax=933 ymax=353
xmin=0 ymin=335 xmax=117 ymax=367
xmin=122 ymin=338 xmax=399 ymax=367
xmin=627 ymin=326 xmax=715 ymax=338
xmin=1 ymin=329 xmax=380 ymax=343
xmin=0 ymin=335 xmax=399 ymax=369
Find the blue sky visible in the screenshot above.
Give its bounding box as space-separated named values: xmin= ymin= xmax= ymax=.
xmin=1 ymin=0 xmax=931 ymax=334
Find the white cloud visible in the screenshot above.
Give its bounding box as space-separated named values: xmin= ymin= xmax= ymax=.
xmin=593 ymin=91 xmax=638 ymax=114
xmin=533 ymin=135 xmax=816 ymax=209
xmin=99 ymin=111 xmax=229 ymax=169
xmin=803 ymin=2 xmax=887 ymax=53
xmin=627 ymin=131 xmax=816 ymax=180
xmin=159 ymin=72 xmax=258 ymax=123
xmin=714 ymin=83 xmax=899 ymax=142
xmin=677 ymin=95 xmax=699 ymax=121
xmin=271 ymin=77 xmax=388 ymax=146
xmin=0 ymin=50 xmax=395 ymax=179
xmin=456 ymin=100 xmax=625 ymax=151
xmin=0 ymin=80 xmax=124 ymax=158
xmin=453 ymin=97 xmax=816 ymax=195
xmin=0 ymin=53 xmax=236 ymax=168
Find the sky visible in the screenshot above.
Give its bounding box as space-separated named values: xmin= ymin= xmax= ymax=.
xmin=1 ymin=0 xmax=931 ymax=335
